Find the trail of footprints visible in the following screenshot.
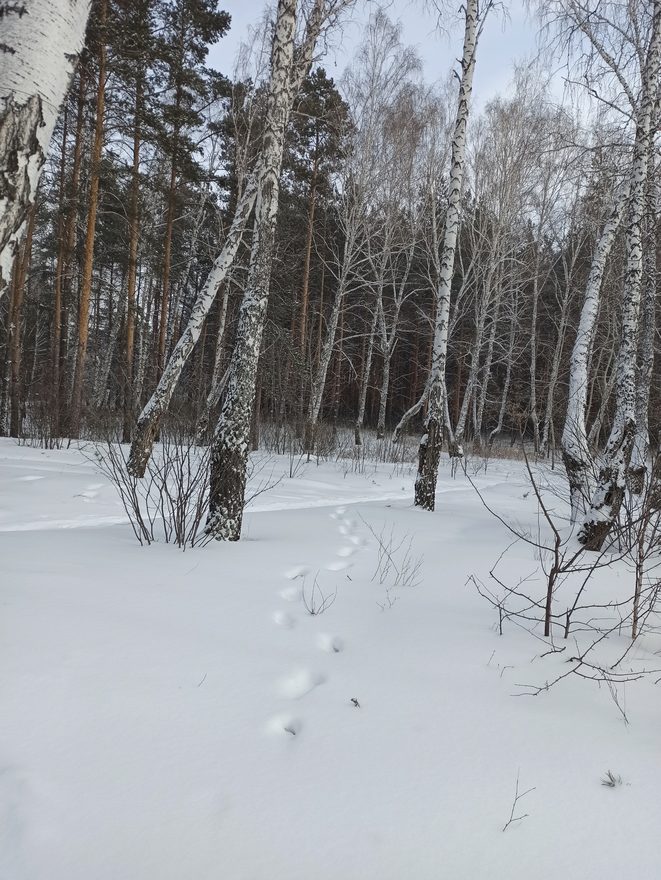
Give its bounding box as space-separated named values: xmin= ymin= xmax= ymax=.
xmin=267 ymin=506 xmax=363 ymax=738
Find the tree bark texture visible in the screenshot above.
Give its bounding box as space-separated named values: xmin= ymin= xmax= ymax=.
xmin=579 ymin=0 xmax=661 ymax=550
xmin=415 ymin=0 xmax=481 ymax=510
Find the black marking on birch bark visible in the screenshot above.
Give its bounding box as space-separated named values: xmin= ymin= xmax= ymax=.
xmin=0 ymin=4 xmax=28 ymax=18
xmin=207 ymin=0 xmax=305 ymax=541
xmin=0 ymin=94 xmax=45 ymax=294
xmin=579 ymin=0 xmax=661 ymax=550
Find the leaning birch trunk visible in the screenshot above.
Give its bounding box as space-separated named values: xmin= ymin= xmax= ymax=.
xmin=127 ymin=175 xmax=257 ymax=476
xmin=414 ymin=0 xmax=482 ymax=509
xmin=0 ymin=0 xmax=91 ymax=299
xmin=305 ymin=271 xmax=347 ymax=452
xmin=629 ymin=161 xmax=659 ymax=491
xmin=561 ymin=185 xmax=628 ymax=520
xmin=579 ymin=1 xmax=661 ymax=550
xmin=454 ymin=266 xmax=495 ymax=447
xmin=206 ymin=0 xmax=304 ymax=540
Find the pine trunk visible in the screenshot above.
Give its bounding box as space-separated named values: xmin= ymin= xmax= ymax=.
xmin=69 ymin=0 xmax=107 ymax=438
xmin=8 ymin=205 xmax=35 ymax=437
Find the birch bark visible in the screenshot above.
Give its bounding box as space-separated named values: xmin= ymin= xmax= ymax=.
xmin=629 ymin=160 xmax=659 ymax=491
xmin=560 ymin=184 xmax=627 ymax=519
xmin=579 ymin=0 xmax=661 ymax=549
xmin=127 ymin=175 xmax=257 ymax=476
xmin=0 ymin=0 xmax=91 ymax=300
xmin=206 ymin=0 xmax=332 ymax=540
xmin=414 ymin=0 xmax=486 ymax=509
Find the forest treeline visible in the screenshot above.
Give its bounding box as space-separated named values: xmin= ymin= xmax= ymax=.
xmin=1 ymin=0 xmax=660 ymax=546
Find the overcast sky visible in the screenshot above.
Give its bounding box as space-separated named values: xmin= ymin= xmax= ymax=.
xmin=208 ymin=0 xmax=545 ymax=109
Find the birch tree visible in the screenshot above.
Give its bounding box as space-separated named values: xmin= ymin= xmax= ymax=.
xmin=561 ymin=176 xmax=628 ymax=519
xmin=629 ymin=157 xmax=659 ymax=491
xmin=305 ymin=9 xmax=417 ymax=451
xmin=206 ymin=0 xmax=354 ymax=540
xmin=578 ymin=0 xmax=661 ymax=549
xmin=414 ymin=0 xmax=492 ymax=510
xmin=0 ymin=0 xmax=91 ymax=300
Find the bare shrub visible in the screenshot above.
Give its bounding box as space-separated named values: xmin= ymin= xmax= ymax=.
xmin=301 ymin=574 xmax=337 ymax=615
xmin=467 ymin=446 xmax=661 ymax=719
xmin=601 ymin=770 xmax=623 ymax=788
xmin=502 ymin=772 xmax=535 ymax=832
xmin=360 ymin=516 xmax=423 ymax=609
xmin=92 ymin=432 xmax=281 ymax=549
xmin=90 ymin=434 xmax=211 ymax=548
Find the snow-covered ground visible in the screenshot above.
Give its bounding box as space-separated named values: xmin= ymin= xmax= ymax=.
xmin=1 ymin=438 xmax=660 ymax=879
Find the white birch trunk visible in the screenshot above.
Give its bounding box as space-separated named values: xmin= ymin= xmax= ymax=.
xmin=474 ymin=269 xmax=504 ymax=442
xmin=375 ymin=248 xmax=410 ymax=440
xmin=629 ymin=162 xmax=659 ymax=490
xmin=305 ymin=269 xmax=348 ymax=450
xmin=579 ymin=0 xmax=661 ymax=549
xmin=414 ymin=0 xmax=483 ymax=509
xmin=561 ymin=185 xmax=628 ymax=518
xmin=454 ymin=263 xmax=496 ymax=446
xmin=127 ymin=174 xmax=257 ymax=476
xmin=0 ymin=0 xmax=90 ymax=299
xmin=488 ymin=288 xmax=518 ymax=446
xmin=354 ymin=304 xmax=378 ymax=445
xmin=207 ymin=0 xmax=330 ymax=540
xmin=540 ymin=254 xmax=576 ymax=458
xmin=305 ymin=190 xmax=364 ymax=450
xmin=528 ymin=267 xmax=541 ymax=453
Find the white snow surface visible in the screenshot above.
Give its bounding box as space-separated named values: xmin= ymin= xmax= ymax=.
xmin=1 ymin=438 xmax=660 ymax=879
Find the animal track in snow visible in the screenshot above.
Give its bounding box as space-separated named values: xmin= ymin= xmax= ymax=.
xmin=273 ymin=610 xmax=296 ymax=629
xmin=348 ymin=535 xmax=365 ymax=547
xmin=317 ymin=633 xmax=344 ymax=654
xmin=278 ymin=585 xmax=301 ymax=603
xmin=266 ymin=714 xmax=303 ymax=737
xmin=276 ymin=669 xmax=326 ymax=700
xmin=336 ymin=545 xmax=356 ymax=558
xmin=284 ymin=564 xmax=311 ymax=580
xmin=325 ymin=559 xmax=352 ymax=572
